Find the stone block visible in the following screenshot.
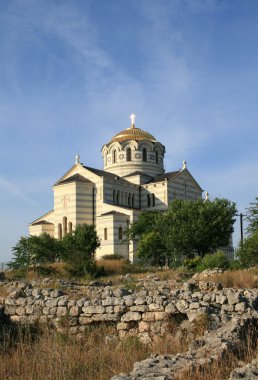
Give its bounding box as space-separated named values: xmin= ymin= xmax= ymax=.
xmin=142 ymin=312 xmax=156 ymax=322
xmin=102 ymin=297 xmax=116 ymax=306
xmin=4 ymin=305 xmax=16 ymax=315
xmin=227 ymin=293 xmax=243 ymax=305
xmin=25 ymin=305 xmax=34 ymax=315
xmin=222 ymin=304 xmax=234 ymax=312
xmin=45 ymin=299 xmax=58 ymax=308
xmin=16 ymin=306 xmax=25 ymax=316
xmin=216 ymin=295 xmax=227 ymax=305
xmin=165 ymin=303 xmax=177 ymax=313
xmin=82 ymin=305 xmax=105 ymax=314
xmin=130 ymin=305 xmax=148 ymax=312
xmin=148 ymin=303 xmax=164 ymax=312
xmin=79 ymin=316 xmax=93 ymax=325
xmin=69 ymin=306 xmax=81 ymax=317
xmin=16 ymin=298 xmax=27 ymax=306
xmin=124 ymin=296 xmax=135 ymax=306
xmin=176 ymin=300 xmax=189 ymax=312
xmin=105 ymin=306 xmax=114 ymax=313
xmin=117 ymin=322 xmax=131 ymax=331
xmin=138 ymin=321 xmax=149 ymax=333
xmin=114 ymin=305 xmax=127 ymax=313
xmin=56 ymin=307 xmax=68 ymax=317
xmin=134 ymin=297 xmax=147 ymax=305
xmin=235 ymin=302 xmax=247 ymax=312
xmin=121 ymin=311 xmax=141 ymax=322
xmin=189 ymin=302 xmax=200 ymax=310
xmin=154 ymin=312 xmax=169 ymax=321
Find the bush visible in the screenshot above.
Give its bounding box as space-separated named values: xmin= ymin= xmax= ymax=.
xmin=236 ymin=230 xmax=258 ymax=268
xmin=101 ymin=254 xmax=124 ymax=260
xmin=197 ymin=251 xmax=230 ymax=271
xmin=182 ymin=256 xmax=202 ymax=270
xmin=61 ymin=224 xmax=100 ymax=277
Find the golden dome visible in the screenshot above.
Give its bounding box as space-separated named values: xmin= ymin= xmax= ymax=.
xmin=111 ymin=126 xmax=156 ymax=143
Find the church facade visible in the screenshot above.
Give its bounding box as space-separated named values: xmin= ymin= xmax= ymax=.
xmin=29 ymin=115 xmax=204 ymax=262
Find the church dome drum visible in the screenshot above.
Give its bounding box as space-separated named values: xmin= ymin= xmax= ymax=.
xmin=102 ymin=114 xmax=165 ymax=178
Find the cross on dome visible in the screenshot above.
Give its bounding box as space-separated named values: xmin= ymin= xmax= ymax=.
xmin=130 ymin=113 xmax=136 ymax=128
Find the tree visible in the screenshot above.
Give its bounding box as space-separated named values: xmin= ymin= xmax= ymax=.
xmin=246 ymin=197 xmax=258 ymax=235
xmin=128 ymin=198 xmax=237 ymax=266
xmin=162 ymin=198 xmax=237 ymax=259
xmin=9 ymin=233 xmax=61 ymax=270
xmin=61 ymin=224 xmax=100 ymax=276
xmin=137 ymin=231 xmax=166 ymax=266
xmin=237 ymin=229 xmax=258 ymax=267
xmin=9 ymin=236 xmax=31 ymax=270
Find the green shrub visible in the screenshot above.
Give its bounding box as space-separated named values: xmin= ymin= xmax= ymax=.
xmin=236 ymin=230 xmax=258 ymax=268
xmin=197 ymin=251 xmax=230 ymax=271
xmin=182 ymin=256 xmax=202 ymax=270
xmin=229 ymin=259 xmax=242 ymax=270
xmin=101 ymin=254 xmax=124 ymax=260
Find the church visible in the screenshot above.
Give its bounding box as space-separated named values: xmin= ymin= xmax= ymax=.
xmin=29 ymin=115 xmax=204 ymax=262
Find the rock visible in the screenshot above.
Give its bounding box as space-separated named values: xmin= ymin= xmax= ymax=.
xmin=176 ymin=300 xmax=189 ymax=312
xmin=82 ymin=305 xmax=105 ymax=314
xmin=235 ymin=302 xmax=247 ymax=312
xmin=121 ymin=312 xmax=141 ymax=322
xmin=229 ymin=358 xmax=258 ymax=379
xmin=165 ymin=303 xmax=177 ymax=313
xmin=69 ymin=306 xmax=81 ymax=317
xmin=56 ymin=307 xmax=68 ymax=317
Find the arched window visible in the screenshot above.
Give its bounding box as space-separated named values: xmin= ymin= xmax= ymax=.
xmin=116 ymin=190 xmax=120 ymax=204
xmin=143 ymin=148 xmax=147 ymax=162
xmin=152 ymin=193 xmax=155 ymax=207
xmin=58 ymin=223 xmax=62 ymax=240
xmin=155 ymin=150 xmax=159 ymax=164
xmin=113 ymin=190 xmax=116 ymax=204
xmin=63 ymin=216 xmax=67 ymax=236
xmin=126 ymin=147 xmax=132 ymax=161
xmin=147 ymin=194 xmax=151 ymax=207
xmin=68 ymin=222 xmax=72 ymax=233
xmin=132 ymin=194 xmax=135 ymax=207
xmin=113 ymin=150 xmax=117 ymax=163
xmin=104 ymin=228 xmax=108 ymax=240
xmin=128 ymin=193 xmax=131 ymax=207
xmin=118 ymin=226 xmax=123 ymax=241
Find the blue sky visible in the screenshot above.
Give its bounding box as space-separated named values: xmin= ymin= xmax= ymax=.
xmin=1 ymin=0 xmax=258 ymax=261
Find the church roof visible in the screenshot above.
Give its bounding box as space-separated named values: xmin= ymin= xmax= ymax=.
xmin=110 ymin=126 xmax=156 ymax=143
xmin=122 ymin=171 xmax=153 ymax=179
xmin=83 ymin=166 xmax=118 ymax=178
xmin=83 ymin=166 xmax=138 ymax=187
xmin=31 ymin=220 xmax=54 ymax=226
xmin=56 ymin=173 xmax=92 ymax=185
xmin=149 ymin=171 xmax=180 ymax=183
xmin=100 ymin=211 xmax=128 ymax=217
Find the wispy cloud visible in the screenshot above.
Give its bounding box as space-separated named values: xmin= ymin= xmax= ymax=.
xmin=0 ymin=176 xmax=38 ymax=205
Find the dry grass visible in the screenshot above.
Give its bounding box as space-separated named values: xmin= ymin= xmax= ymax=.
xmin=0 ymin=317 xmax=256 ymax=380
xmin=209 ymin=268 xmax=258 ymax=289
xmin=177 ymin=335 xmax=258 ymax=380
xmin=0 ymin=323 xmax=189 ymax=380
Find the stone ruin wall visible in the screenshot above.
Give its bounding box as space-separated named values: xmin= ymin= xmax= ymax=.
xmin=0 ymin=275 xmax=257 ymax=379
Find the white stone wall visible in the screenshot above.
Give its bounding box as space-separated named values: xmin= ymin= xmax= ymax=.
xmin=96 ymin=213 xmax=129 ymax=259
xmin=168 ymin=170 xmax=202 ymax=203
xmin=102 ymin=140 xmax=165 ymax=178
xmin=29 ymin=223 xmax=54 ymax=237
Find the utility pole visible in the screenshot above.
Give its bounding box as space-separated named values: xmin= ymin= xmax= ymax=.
xmin=236 ymin=213 xmax=246 ymax=247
